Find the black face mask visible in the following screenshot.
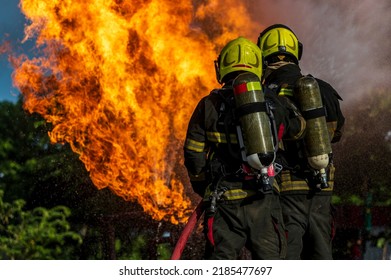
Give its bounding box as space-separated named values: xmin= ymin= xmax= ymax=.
xmin=264 ymin=63 xmax=302 ymax=87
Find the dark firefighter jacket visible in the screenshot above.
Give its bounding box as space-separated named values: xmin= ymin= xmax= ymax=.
xmin=183 ymin=81 xmax=306 ymax=198
xmin=263 ymin=63 xmax=346 ymax=195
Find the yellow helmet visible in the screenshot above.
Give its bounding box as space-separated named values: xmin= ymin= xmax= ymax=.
xmin=257 ymin=24 xmax=303 ymax=64
xmin=215 ymin=36 xmax=262 ymax=84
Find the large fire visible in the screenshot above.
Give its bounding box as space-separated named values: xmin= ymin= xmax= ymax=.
xmin=11 ymin=0 xmax=259 ymax=224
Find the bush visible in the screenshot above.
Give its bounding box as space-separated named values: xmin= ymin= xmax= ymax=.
xmin=0 ymin=190 xmax=82 ymax=259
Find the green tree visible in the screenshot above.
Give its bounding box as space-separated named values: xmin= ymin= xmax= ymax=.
xmin=0 ymin=98 xmax=97 ymax=209
xmin=0 ymin=190 xmax=82 ymax=259
xmin=0 ymin=99 xmax=178 ymax=259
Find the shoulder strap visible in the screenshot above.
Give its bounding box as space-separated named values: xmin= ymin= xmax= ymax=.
xmin=211 ymin=88 xmax=242 ymax=162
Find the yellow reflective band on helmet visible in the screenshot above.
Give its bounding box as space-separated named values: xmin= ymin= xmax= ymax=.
xmin=185 ymin=138 xmax=205 ymax=152
xmin=246 ymin=81 xmax=262 ymax=91
xmin=206 ymin=131 xmax=238 ymax=144
xmin=278 ymin=88 xmax=294 ymax=97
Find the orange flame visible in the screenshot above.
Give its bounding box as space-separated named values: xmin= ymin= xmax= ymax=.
xmin=12 ymin=0 xmax=258 ymax=224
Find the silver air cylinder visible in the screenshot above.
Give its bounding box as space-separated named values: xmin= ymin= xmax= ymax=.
xmin=295 ymin=76 xmax=332 ymax=188
xmin=233 ymin=72 xmax=275 ymax=170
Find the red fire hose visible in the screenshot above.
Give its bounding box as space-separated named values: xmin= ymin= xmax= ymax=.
xmin=170 ymin=199 xmax=204 ymax=260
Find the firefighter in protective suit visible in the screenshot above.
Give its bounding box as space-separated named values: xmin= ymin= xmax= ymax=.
xmin=183 ymin=37 xmax=305 ymax=259
xmin=257 ymin=24 xmax=345 ymax=259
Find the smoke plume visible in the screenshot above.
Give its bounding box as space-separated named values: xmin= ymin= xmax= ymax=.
xmin=246 ymin=0 xmax=391 ymax=106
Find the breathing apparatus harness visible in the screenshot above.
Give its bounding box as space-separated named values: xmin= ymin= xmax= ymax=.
xmin=266 ymin=72 xmax=334 ymax=191
xmin=204 ymin=85 xmax=282 ymax=213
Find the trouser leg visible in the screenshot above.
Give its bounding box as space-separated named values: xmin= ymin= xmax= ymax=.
xmin=247 ymin=193 xmax=287 ymax=260
xmin=303 ymin=195 xmax=333 ymax=260
xmin=204 ymin=202 xmax=246 ymax=260
xmin=281 ymin=194 xmax=308 ymax=260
